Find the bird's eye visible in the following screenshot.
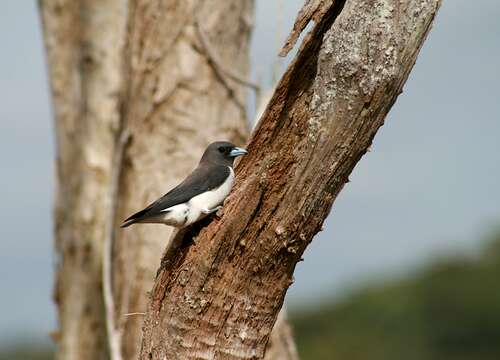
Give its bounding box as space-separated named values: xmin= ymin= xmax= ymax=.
xmin=218 ymin=146 xmax=225 ymax=153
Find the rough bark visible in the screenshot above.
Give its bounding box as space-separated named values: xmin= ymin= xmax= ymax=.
xmin=140 ymin=0 xmax=442 ymax=359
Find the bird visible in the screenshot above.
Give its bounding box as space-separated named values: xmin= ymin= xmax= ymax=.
xmin=121 ymin=141 xmax=247 ymax=228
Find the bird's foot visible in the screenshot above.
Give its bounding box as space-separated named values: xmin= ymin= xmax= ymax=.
xmin=214 ymin=206 xmax=225 ymax=220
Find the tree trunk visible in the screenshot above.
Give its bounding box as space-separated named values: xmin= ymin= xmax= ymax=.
xmin=40 ymin=1 xmax=128 ymax=359
xmin=39 ymin=1 xmax=301 ymax=359
xmin=111 ymin=1 xmax=252 ymax=359
xmin=139 ymin=0 xmax=442 ymax=359
xmin=262 ymin=310 xmax=299 ymax=360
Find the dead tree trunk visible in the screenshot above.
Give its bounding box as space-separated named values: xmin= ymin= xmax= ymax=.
xmin=140 ymin=0 xmax=442 ymax=359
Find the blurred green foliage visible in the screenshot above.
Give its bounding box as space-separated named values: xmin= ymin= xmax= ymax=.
xmin=2 ymin=235 xmax=499 ymax=360
xmin=0 ymin=343 xmax=53 ymax=360
xmin=292 ymin=234 xmax=500 ymax=360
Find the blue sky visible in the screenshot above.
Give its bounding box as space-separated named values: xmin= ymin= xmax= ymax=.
xmin=0 ymin=0 xmax=499 ymax=345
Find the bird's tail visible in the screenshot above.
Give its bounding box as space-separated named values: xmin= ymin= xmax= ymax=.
xmin=120 ymin=219 xmax=137 ymax=228
xmin=120 ymin=208 xmax=150 ymax=228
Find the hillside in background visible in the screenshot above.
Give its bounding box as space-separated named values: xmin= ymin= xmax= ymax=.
xmin=292 ymin=233 xmax=500 ymax=360
xmin=2 ymin=233 xmax=499 ymax=360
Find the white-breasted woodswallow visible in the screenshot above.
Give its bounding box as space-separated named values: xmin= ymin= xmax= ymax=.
xmin=121 ymin=141 xmax=247 ymax=228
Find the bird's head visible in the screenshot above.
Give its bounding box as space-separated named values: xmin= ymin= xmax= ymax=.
xmin=201 ymin=141 xmax=248 ymax=167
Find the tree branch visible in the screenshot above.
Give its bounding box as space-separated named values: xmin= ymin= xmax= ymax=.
xmin=193 ymin=19 xmax=259 ymax=116
xmin=194 ymin=20 xmax=261 ymax=95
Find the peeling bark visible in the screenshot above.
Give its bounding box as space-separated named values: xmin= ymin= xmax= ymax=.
xmin=140 ymin=0 xmax=442 ymax=359
xmin=279 ymin=0 xmax=334 ymax=57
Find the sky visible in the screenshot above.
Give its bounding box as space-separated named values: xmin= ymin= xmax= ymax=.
xmin=0 ymin=0 xmax=499 ymax=346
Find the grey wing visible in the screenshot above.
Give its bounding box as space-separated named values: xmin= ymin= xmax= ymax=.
xmin=121 ymin=165 xmax=230 ymax=227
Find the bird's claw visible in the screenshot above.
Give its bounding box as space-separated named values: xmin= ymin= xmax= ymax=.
xmin=214 ymin=206 xmax=224 ymax=220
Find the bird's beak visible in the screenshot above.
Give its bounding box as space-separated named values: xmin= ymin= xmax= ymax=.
xmin=229 ymin=147 xmax=248 ymax=157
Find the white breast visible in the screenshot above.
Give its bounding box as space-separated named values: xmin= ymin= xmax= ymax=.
xmin=186 ymin=167 xmax=234 ymax=225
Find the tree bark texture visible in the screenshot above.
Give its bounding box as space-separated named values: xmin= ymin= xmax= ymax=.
xmin=140 ymin=0 xmax=442 ymax=359
xmin=39 ymin=0 xmax=294 ymax=359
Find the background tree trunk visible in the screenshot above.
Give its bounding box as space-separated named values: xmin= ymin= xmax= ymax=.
xmin=40 ymin=1 xmax=128 ymax=359
xmin=40 ymin=1 xmax=299 ymax=359
xmin=139 ymin=0 xmax=442 ymax=359
xmin=111 ymin=2 xmax=252 ymax=359
xmin=41 ymin=0 xmax=298 ymax=358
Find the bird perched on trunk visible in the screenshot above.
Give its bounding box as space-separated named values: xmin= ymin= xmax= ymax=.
xmin=121 ymin=141 xmax=247 ymax=228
